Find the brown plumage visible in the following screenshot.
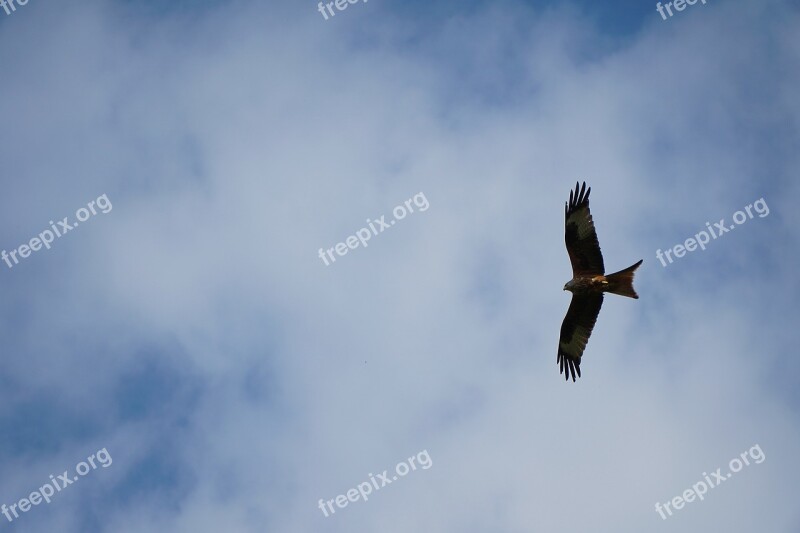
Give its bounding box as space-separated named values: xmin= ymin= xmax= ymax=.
xmin=558 ymin=182 xmax=642 ymax=382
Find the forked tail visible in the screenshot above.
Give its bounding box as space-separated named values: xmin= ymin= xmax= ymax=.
xmin=604 ymin=259 xmax=643 ymax=299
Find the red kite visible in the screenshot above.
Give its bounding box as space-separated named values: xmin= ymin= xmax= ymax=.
xmin=558 ymin=182 xmax=642 ymax=381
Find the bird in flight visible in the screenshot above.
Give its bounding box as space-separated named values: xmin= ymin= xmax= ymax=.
xmin=558 ymin=182 xmax=642 ymax=382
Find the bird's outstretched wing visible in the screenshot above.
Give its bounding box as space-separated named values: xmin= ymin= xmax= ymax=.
xmin=565 ymin=181 xmax=605 ymax=276
xmin=557 ymin=293 xmax=603 ymax=381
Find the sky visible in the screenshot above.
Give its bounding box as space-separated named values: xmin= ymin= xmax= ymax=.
xmin=0 ymin=0 xmax=799 ymax=532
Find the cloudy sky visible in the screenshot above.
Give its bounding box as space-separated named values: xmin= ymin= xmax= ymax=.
xmin=1 ymin=0 xmax=799 ymax=531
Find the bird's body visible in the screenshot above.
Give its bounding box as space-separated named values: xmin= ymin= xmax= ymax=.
xmin=563 ymin=275 xmax=607 ymax=294
xmin=557 ymin=182 xmax=642 ymax=381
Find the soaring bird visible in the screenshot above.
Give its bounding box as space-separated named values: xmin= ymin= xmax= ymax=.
xmin=558 ymin=182 xmax=642 ymax=382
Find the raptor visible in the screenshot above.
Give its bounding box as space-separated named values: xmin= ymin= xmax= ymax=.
xmin=558 ymin=182 xmax=642 ymax=381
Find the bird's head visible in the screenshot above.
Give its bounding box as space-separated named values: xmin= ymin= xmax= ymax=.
xmin=563 ymin=279 xmax=575 ymax=292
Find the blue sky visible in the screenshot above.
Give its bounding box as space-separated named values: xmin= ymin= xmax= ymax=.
xmin=0 ymin=0 xmax=799 ymax=532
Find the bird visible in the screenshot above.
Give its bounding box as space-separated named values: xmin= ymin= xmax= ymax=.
xmin=558 ymin=181 xmax=642 ymax=382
